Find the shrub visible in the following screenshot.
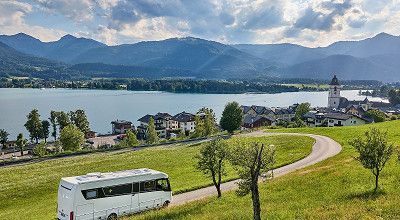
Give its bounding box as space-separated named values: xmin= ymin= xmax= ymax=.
xmin=33 ymin=142 xmax=47 ymax=157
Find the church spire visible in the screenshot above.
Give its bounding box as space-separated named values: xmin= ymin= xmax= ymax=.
xmin=330 ymin=75 xmax=340 ymax=86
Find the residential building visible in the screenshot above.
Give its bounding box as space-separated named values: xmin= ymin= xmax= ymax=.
xmin=242 ymin=115 xmax=275 ymax=129
xmin=137 ymin=114 xmax=166 ymax=140
xmin=111 ymin=120 xmax=133 ymax=134
xmin=241 ymin=105 xmax=296 ymax=123
xmin=303 ymin=110 xmax=372 ymax=127
xmin=172 ymin=111 xmax=196 ymax=133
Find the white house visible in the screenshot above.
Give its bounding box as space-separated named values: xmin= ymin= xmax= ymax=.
xmin=172 ymin=112 xmax=196 ymax=133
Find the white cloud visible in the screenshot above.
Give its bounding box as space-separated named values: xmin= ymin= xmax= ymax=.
xmin=35 ymin=0 xmax=96 ymax=22
xmin=1 ymin=0 xmax=400 ymax=46
xmin=0 ymin=0 xmax=65 ymax=41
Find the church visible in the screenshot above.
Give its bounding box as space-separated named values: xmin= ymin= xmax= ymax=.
xmin=327 ymin=75 xmax=372 ymax=116
xmin=303 ymin=75 xmax=377 ymax=127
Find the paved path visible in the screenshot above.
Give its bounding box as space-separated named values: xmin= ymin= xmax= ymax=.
xmin=171 ymin=131 xmax=342 ymax=206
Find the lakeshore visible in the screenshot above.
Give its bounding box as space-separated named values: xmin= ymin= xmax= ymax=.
xmin=0 ymin=88 xmax=388 ymax=139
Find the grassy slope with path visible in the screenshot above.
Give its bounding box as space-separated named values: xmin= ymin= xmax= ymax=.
xmin=0 ymin=135 xmax=313 ymax=219
xmin=127 ymin=120 xmax=400 ymax=220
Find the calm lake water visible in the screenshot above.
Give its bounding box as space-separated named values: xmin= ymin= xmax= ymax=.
xmin=0 ymin=88 xmax=387 ymax=139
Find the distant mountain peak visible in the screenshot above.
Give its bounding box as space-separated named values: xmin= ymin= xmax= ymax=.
xmin=60 ymin=34 xmax=77 ymax=41
xmin=373 ymin=32 xmax=396 ymax=39
xmin=12 ymin=33 xmax=40 ymax=41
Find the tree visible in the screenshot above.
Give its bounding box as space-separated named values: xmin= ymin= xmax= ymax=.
xmin=70 ymin=109 xmax=90 ymax=134
xmin=196 ymin=137 xmax=227 ymax=198
xmin=220 ymin=102 xmax=243 ymax=134
xmin=0 ymin=129 xmax=9 ymax=149
xmin=33 ymin=141 xmax=47 ymax=157
xmin=349 ymin=128 xmax=393 ymax=192
xmin=295 ymin=102 xmax=311 ymax=120
xmin=365 ymin=109 xmax=386 ymax=123
xmin=199 ymin=107 xmax=217 ymax=136
xmin=228 ymin=141 xmax=276 ymax=220
xmin=16 ymin=133 xmax=27 ymax=156
xmin=120 ymin=130 xmax=139 ymax=147
xmin=57 ymin=111 xmax=71 ymax=131
xmin=24 ymin=109 xmax=43 ymax=143
xmin=147 ymin=117 xmax=158 ymax=144
xmin=59 ymin=124 xmax=85 ymax=151
xmin=194 ymin=115 xmax=205 ymax=137
xmin=41 ymin=120 xmax=50 ymax=142
xmin=49 ymin=111 xmax=59 ymax=140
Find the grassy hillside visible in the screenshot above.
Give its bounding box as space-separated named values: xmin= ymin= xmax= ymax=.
xmin=128 ymin=121 xmax=400 ymax=219
xmin=0 ymin=135 xmax=313 ymax=219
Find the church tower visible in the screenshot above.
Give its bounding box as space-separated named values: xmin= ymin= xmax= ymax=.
xmin=328 ymin=75 xmax=341 ymax=108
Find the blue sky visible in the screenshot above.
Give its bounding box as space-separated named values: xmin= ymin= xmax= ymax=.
xmin=0 ymin=0 xmax=399 ymax=47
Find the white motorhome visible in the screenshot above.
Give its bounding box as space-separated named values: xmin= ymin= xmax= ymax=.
xmin=57 ymin=168 xmax=172 ymax=220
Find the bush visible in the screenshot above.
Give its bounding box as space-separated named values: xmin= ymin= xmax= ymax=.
xmin=390 ymin=115 xmax=397 ymax=120
xmin=59 ymin=124 xmax=85 ymax=151
xmin=33 ymin=142 xmax=47 ymax=157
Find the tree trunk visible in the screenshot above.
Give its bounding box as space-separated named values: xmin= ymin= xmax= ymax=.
xmin=251 ymin=181 xmax=261 ymax=220
xmin=374 ymin=170 xmax=379 ymax=192
xmin=211 ymin=171 xmax=222 ymax=198
xmin=20 ymin=147 xmax=23 ymax=156
xmin=216 ymin=183 xmax=222 ymax=198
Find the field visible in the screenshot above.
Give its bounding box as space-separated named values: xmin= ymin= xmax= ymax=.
xmin=0 ymin=135 xmax=313 ymax=219
xmin=127 ymin=120 xmax=400 ymax=220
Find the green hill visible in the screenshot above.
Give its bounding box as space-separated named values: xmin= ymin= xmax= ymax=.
xmin=0 ymin=135 xmax=312 ymax=219
xmin=129 ymin=120 xmax=400 ymax=219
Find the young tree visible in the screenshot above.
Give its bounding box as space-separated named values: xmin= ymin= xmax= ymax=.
xmin=228 ymin=141 xmax=276 ymax=220
xmin=70 ymin=109 xmax=90 ymax=134
xmin=349 ymin=128 xmax=393 ymax=192
xmin=220 ymin=102 xmax=243 ymax=134
xmin=195 ymin=137 xmax=227 ymax=198
xmin=147 ymin=117 xmax=158 ymax=144
xmin=57 ymin=111 xmax=71 ymax=131
xmin=59 ymin=124 xmax=85 ymax=151
xmin=0 ymin=129 xmax=9 ymax=149
xmin=365 ymin=109 xmax=386 ymax=123
xmin=200 ymin=108 xmax=217 ymax=136
xmin=41 ymin=120 xmax=50 ymax=143
xmin=295 ymin=102 xmax=311 ymax=120
xmin=120 ymin=130 xmax=139 ymax=147
xmin=16 ymin=133 xmax=27 ymax=156
xmin=194 ymin=115 xmax=205 ymax=137
xmin=49 ymin=111 xmax=59 ymax=140
xmin=24 ymin=109 xmax=43 ymax=143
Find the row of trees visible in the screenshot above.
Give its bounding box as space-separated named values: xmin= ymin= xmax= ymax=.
xmin=24 ymin=109 xmax=89 ymax=143
xmin=196 ymin=137 xmax=276 ymax=220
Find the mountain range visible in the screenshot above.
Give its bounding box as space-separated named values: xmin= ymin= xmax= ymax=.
xmin=0 ymin=32 xmax=399 ymax=81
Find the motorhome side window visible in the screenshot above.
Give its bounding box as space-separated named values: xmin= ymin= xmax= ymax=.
xmin=156 ymin=179 xmax=171 ymax=191
xmin=103 ymin=183 xmax=132 ymax=196
xmin=132 ymin=182 xmax=139 ymax=193
xmin=140 ymin=180 xmax=156 ymax=192
xmin=82 ymin=189 xmax=98 ymax=200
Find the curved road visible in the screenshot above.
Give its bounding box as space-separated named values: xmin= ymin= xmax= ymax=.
xmin=171 ymin=131 xmax=342 ymax=206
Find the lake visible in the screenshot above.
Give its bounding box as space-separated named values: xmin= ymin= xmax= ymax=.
xmin=0 ymin=88 xmax=387 ymax=139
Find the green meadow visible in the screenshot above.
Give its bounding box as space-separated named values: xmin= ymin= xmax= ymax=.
xmin=127 ymin=120 xmax=400 ymax=220
xmin=0 ymin=135 xmax=313 ymax=219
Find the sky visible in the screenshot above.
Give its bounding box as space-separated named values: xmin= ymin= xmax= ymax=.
xmin=0 ymin=0 xmax=399 ymax=47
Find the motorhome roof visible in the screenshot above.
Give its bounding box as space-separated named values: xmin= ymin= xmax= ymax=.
xmin=62 ymin=168 xmax=166 ymax=184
